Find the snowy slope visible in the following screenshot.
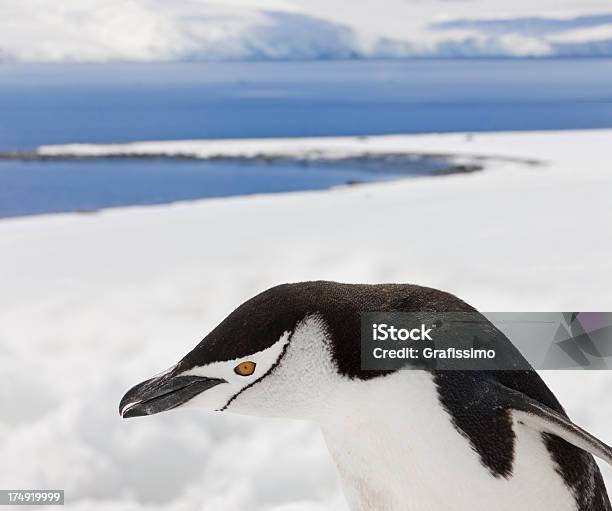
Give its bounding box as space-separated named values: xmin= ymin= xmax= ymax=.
xmin=0 ymin=1 xmax=361 ymax=62
xmin=2 ymin=0 xmax=612 ymax=61
xmin=0 ymin=129 xmax=611 ymax=510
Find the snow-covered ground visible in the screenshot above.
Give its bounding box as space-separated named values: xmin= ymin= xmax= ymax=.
xmin=1 ymin=129 xmax=611 ymax=510
xmin=1 ymin=0 xmax=612 ymax=61
xmin=36 ymin=131 xmax=551 ymax=162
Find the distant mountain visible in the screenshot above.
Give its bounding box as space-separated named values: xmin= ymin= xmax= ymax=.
xmin=429 ymin=14 xmax=612 ymax=57
xmin=1 ymin=0 xmax=611 ymax=62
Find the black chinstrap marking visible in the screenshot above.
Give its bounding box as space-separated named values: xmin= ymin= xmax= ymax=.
xmin=220 ymin=329 xmax=293 ymax=411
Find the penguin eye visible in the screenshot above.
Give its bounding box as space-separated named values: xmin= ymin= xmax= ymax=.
xmin=234 ymin=361 xmax=256 ymax=376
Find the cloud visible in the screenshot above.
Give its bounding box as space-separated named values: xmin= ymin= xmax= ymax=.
xmin=430 ymin=13 xmax=612 ymax=35
xmin=1 ymin=1 xmax=612 ymax=61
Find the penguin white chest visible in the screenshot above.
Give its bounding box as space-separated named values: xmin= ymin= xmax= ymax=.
xmin=320 ymin=371 xmax=577 ymax=511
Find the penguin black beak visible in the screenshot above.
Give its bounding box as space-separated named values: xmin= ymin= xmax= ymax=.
xmin=119 ymin=372 xmax=225 ymax=419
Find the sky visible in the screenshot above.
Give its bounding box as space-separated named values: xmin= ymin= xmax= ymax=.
xmin=1 ymin=0 xmax=612 ymax=61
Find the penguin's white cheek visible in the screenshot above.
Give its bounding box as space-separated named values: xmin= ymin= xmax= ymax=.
xmin=223 ymin=374 xmax=283 ymax=416
xmin=180 ymin=333 xmax=291 ymax=412
xmin=177 ymin=365 xmax=262 ymax=412
xmin=227 ymin=317 xmax=341 ymax=420
xmin=227 ymin=362 xmax=336 ymax=419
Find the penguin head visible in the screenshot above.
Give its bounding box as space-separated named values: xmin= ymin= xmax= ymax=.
xmin=120 ymin=283 xmax=353 ymax=421
xmin=120 ymin=281 xmax=473 ymax=421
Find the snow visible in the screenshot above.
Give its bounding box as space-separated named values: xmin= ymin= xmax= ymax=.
xmin=37 ymin=129 xmax=604 ymax=162
xmin=0 ymin=1 xmax=358 ymax=62
xmin=1 ymin=129 xmax=611 ymax=509
xmin=549 ymin=23 xmax=612 ymax=43
xmin=2 ymin=0 xmax=612 ymax=61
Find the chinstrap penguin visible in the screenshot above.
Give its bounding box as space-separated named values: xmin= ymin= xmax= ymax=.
xmin=120 ymin=281 xmax=612 ymax=511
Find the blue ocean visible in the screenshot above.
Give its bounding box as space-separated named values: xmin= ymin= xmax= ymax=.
xmin=1 ymin=59 xmax=611 ymax=217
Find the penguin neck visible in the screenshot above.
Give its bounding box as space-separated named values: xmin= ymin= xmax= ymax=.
xmin=317 ymin=370 xmax=580 ymax=511
xmin=319 ymin=370 xmax=455 ymax=511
